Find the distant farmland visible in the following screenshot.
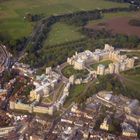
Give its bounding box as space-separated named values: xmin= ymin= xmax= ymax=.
xmin=86 ymin=17 xmax=140 ymax=37
xmin=0 ymin=0 xmax=128 ymax=39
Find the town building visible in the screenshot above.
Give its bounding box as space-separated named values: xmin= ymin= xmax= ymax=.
xmin=121 ymin=122 xmax=137 ymax=137
xmin=0 ymin=126 xmax=16 ymax=138
xmin=100 ymin=116 xmax=112 ymax=131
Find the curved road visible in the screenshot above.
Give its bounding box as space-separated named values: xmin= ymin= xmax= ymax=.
xmin=0 ymin=45 xmax=11 ymax=72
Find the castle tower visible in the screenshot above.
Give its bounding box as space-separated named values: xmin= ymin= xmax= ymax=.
xmin=48 ymin=106 xmax=55 ymax=115
xmin=97 ymin=64 xmax=105 ymax=75
xmin=46 ymin=67 xmax=52 ymax=74
xmin=9 ymin=101 xmax=15 ymax=110
xmin=69 ymin=75 xmax=75 ymax=85
xmin=114 ymin=63 xmax=120 ymax=74
xmin=120 ymin=63 xmax=126 ymax=71
xmin=28 ymin=106 xmax=33 ymax=113
xmin=109 ymin=63 xmax=115 ymax=74
xmin=127 ymin=58 xmax=135 ymax=68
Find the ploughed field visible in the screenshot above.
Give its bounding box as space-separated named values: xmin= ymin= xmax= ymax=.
xmin=86 ymin=17 xmax=140 ymax=37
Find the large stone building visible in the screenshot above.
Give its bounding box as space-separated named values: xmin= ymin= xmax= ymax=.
xmin=67 ymin=44 xmax=135 ymax=75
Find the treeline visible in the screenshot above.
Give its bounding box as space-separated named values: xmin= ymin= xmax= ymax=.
xmin=129 ymin=19 xmax=140 ymax=26
xmin=25 ymin=13 xmax=43 ymax=22
xmin=8 ymin=37 xmax=27 ymax=55
xmin=75 ymin=74 xmax=140 ymax=104
xmin=83 ymin=28 xmax=140 ymax=49
xmin=0 ymin=33 xmax=27 ymax=55
xmin=106 ymin=0 xmax=140 ymax=5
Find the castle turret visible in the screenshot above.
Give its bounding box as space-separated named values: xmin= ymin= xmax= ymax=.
xmin=97 ymin=64 xmax=105 ymax=75
xmin=127 ymin=58 xmax=135 ymax=69
xmin=114 ymin=63 xmax=120 ymax=74
xmin=109 ymin=63 xmax=115 ymax=74
xmin=9 ymin=101 xmax=15 ymax=110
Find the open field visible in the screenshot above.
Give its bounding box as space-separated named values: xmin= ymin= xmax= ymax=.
xmin=91 ymin=60 xmax=113 ymax=70
xmin=121 ymin=73 xmax=140 ymax=94
xmin=44 ymin=22 xmax=85 ymax=46
xmin=86 ymin=11 xmax=140 ymax=37
xmin=0 ymin=0 xmax=128 ymax=39
xmin=121 ymin=67 xmax=140 ymax=95
xmin=62 ymin=65 xmax=88 ymax=78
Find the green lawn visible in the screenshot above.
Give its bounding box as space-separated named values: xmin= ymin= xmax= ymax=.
xmin=0 ymin=0 xmax=128 ymax=39
xmin=121 ymin=67 xmax=140 ymax=94
xmin=0 ymin=18 xmax=34 ymax=39
xmin=122 ymin=75 xmax=140 ymax=94
xmin=62 ymin=65 xmax=88 ymax=78
xmin=64 ymin=84 xmax=86 ymax=107
xmin=44 ymin=22 xmax=85 ymax=46
xmin=42 ymin=95 xmax=53 ymax=103
xmin=91 ymin=60 xmax=113 ymax=70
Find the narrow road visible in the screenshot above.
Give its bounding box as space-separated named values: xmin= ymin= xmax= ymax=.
xmin=0 ymin=45 xmax=11 ymax=69
xmin=119 ymin=49 xmax=140 ymax=52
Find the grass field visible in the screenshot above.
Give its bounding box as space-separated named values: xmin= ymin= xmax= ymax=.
xmin=64 ymin=84 xmax=86 ymax=107
xmin=122 ymin=73 xmax=140 ymax=94
xmin=62 ymin=65 xmax=88 ymax=78
xmin=91 ymin=60 xmax=113 ymax=70
xmin=42 ymin=96 xmax=53 ymax=104
xmin=0 ymin=0 xmax=128 ymax=40
xmin=121 ymin=67 xmax=140 ymax=95
xmin=44 ymin=22 xmax=85 ymax=46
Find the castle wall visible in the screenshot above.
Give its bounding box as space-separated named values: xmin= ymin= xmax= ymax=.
xmin=9 ymin=101 xmax=54 ymax=115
